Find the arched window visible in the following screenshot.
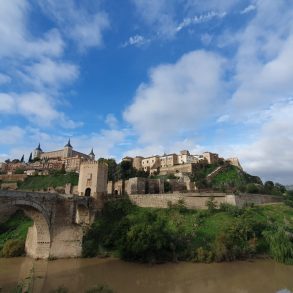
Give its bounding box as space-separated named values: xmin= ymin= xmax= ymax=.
xmin=85 ymin=188 xmax=91 ymax=197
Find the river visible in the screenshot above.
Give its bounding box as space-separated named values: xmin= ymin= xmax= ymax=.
xmin=0 ymin=258 xmax=293 ymax=293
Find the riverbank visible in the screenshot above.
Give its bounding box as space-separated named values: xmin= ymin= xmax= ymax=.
xmin=83 ymin=199 xmax=293 ymax=264
xmin=1 ymin=257 xmax=293 ymax=293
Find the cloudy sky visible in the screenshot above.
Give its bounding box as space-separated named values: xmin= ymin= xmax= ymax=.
xmin=0 ymin=0 xmax=293 ymax=184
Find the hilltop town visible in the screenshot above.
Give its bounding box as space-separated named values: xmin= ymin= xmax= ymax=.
xmin=0 ymin=140 xmax=248 ymax=194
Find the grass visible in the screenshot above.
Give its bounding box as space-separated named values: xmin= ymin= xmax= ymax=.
xmin=0 ymin=210 xmax=33 ymax=256
xmin=211 ymin=165 xmax=261 ymax=187
xmin=18 ymin=172 xmax=78 ymax=191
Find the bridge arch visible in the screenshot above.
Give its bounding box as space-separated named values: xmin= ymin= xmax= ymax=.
xmin=0 ymin=199 xmax=52 ymax=259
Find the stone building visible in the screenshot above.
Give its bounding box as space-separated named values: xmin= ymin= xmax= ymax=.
xmin=33 ymin=140 xmax=94 ymax=161
xmin=78 ymin=161 xmax=108 ymax=208
xmin=141 ymin=156 xmax=160 ymax=173
xmin=202 ymin=152 xmax=220 ymax=164
xmin=160 ymin=153 xmax=179 ymax=168
xmin=178 ymin=150 xmax=197 ymax=164
xmin=32 ymin=140 xmax=95 ymax=172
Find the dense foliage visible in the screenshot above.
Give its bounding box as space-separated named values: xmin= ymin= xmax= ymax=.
xmin=83 ymin=199 xmax=293 ymax=264
xmin=98 ymin=158 xmax=149 ymax=181
xmin=0 ymin=210 xmax=32 ymax=257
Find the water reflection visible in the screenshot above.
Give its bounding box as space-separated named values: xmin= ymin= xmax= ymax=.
xmin=0 ymin=258 xmax=293 ymax=293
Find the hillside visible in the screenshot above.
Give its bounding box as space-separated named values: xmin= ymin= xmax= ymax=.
xmin=18 ymin=171 xmax=78 ymax=191
xmin=210 ymin=165 xmax=262 ymax=189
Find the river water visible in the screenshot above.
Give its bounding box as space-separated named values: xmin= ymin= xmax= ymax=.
xmin=0 ymin=257 xmax=293 ymax=293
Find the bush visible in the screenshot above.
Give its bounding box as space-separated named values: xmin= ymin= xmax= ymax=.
xmin=2 ymin=239 xmax=25 ymax=257
xmin=219 ymin=203 xmax=243 ymax=217
xmin=206 ymin=197 xmax=217 ymax=213
xmin=194 ymin=247 xmax=214 ymax=263
xmin=119 ymin=209 xmax=193 ymax=263
xmin=246 ymin=183 xmax=260 ymax=194
xmin=263 ymin=226 xmax=293 ymax=264
xmin=213 ymin=216 xmax=259 ymax=262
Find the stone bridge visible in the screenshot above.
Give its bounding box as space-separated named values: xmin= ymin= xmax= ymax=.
xmin=0 ymin=190 xmax=97 ymax=259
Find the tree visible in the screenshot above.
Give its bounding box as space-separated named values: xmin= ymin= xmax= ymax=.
xmin=20 ymin=155 xmax=24 ymax=163
xmin=264 ymin=181 xmax=274 ymax=193
xmin=98 ymin=158 xmax=118 ymax=181
xmin=28 ymin=153 xmax=33 ymax=163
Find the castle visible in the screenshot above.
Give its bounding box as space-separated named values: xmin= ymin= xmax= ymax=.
xmin=31 ymin=139 xmax=95 ymax=172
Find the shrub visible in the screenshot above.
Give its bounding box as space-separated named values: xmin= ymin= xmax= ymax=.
xmin=119 ymin=210 xmax=193 ymax=263
xmin=206 ymin=197 xmax=217 ymax=213
xmin=246 ymin=183 xmax=260 ymax=194
xmin=213 ymin=217 xmax=258 ymax=261
xmin=2 ymin=239 xmax=25 ymax=257
xmin=194 ymin=247 xmax=214 ymax=263
xmin=263 ymin=226 xmax=293 ymax=264
xmin=219 ymin=203 xmax=243 ymax=217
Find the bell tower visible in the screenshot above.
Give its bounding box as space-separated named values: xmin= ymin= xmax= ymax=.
xmin=89 ymin=148 xmax=95 ymax=161
xmin=33 ymin=143 xmax=43 ymax=159
xmin=63 ymin=139 xmax=73 ymax=158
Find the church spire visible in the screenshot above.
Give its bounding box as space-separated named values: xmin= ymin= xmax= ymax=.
xmin=64 ymin=138 xmax=72 ymax=148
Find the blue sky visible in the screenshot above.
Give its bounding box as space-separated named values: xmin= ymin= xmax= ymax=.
xmin=0 ymin=0 xmax=293 ymax=184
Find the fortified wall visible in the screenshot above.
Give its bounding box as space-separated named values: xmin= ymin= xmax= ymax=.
xmin=126 ymin=193 xmax=283 ymax=209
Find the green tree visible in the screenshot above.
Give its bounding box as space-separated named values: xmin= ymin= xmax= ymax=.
xmin=28 ymin=152 xmax=33 ymax=163
xmin=20 ymin=155 xmax=24 ymax=163
xmin=264 ymin=181 xmax=274 ymax=193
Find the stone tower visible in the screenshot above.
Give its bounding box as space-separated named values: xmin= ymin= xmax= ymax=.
xmin=89 ymin=148 xmax=95 ymax=161
xmin=33 ymin=143 xmax=43 ymax=159
xmin=63 ymin=139 xmax=73 ymax=158
xmin=78 ymin=161 xmax=108 ymax=209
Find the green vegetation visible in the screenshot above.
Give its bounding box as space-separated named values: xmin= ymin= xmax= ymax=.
xmin=189 ymin=164 xmax=286 ymax=195
xmin=18 ymin=171 xmax=78 ymax=191
xmin=98 ymin=158 xmax=149 ymax=181
xmin=0 ymin=210 xmax=32 ymax=257
xmin=83 ymin=199 xmax=293 ymax=264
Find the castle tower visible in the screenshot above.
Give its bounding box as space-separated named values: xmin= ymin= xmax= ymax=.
xmin=63 ymin=139 xmax=73 ymax=158
xmin=78 ymin=161 xmax=108 ymax=209
xmin=33 ymin=143 xmax=43 ymax=159
xmin=89 ymin=148 xmax=95 ymax=161
xmin=133 ymin=156 xmax=144 ymax=170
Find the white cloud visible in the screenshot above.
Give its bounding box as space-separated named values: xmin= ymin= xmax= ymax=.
xmin=131 ymin=0 xmax=178 ymax=38
xmin=124 ymin=50 xmax=226 ymax=143
xmin=37 ymin=0 xmax=110 ymax=50
xmin=122 ymin=35 xmax=150 ymax=48
xmin=21 ymin=58 xmax=79 ymax=89
xmin=176 ymin=11 xmax=227 ymax=32
xmin=0 ymin=0 xmax=64 ymax=59
xmin=0 ymin=93 xmax=15 ymax=112
xmin=184 ymin=0 xmax=245 ymax=13
xmin=0 ymin=126 xmax=25 ymax=145
xmin=221 ymin=101 xmax=293 ymax=184
xmin=0 ymin=73 xmax=11 ymax=85
xmin=105 ymin=114 xmax=118 ymax=129
xmin=240 ymin=4 xmax=256 ymax=14
xmin=0 ymin=92 xmax=80 ymax=128
xmin=229 ymin=1 xmax=293 ymax=119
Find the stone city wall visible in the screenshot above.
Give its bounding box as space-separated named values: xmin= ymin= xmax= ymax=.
xmin=128 ymin=193 xmax=284 ymax=209
xmin=226 ymin=194 xmax=283 ymax=207
xmin=128 ymin=193 xmax=227 ymax=209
